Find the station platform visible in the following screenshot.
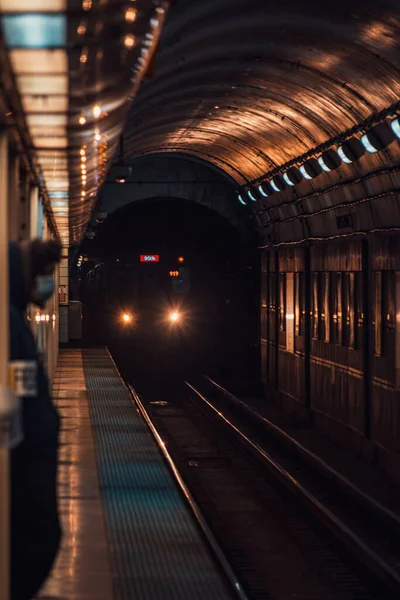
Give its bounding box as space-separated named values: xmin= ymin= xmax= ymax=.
xmin=38 ymin=348 xmax=234 ymax=600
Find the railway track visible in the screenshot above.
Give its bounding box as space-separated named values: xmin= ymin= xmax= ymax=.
xmin=127 ymin=379 xmax=400 ymax=600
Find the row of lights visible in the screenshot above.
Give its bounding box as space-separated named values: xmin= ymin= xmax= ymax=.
xmin=238 ymin=116 xmax=400 ymax=205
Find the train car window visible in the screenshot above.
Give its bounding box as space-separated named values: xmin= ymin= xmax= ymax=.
xmin=382 ymin=270 xmax=395 ymax=357
xmin=279 ymin=273 xmax=286 ymax=332
xmin=337 ymin=273 xmax=343 ymax=345
xmin=330 ymin=272 xmax=342 ymax=345
xmin=312 ymin=272 xmax=319 ymax=340
xmin=342 ymin=273 xmax=349 ymax=347
xmin=348 ymin=272 xmax=355 ymax=349
xmin=261 ymin=269 xmax=267 ymax=307
xmin=322 ymin=272 xmax=329 ymax=343
xmin=355 ymin=271 xmax=363 ymax=344
xmin=295 ymin=272 xmax=303 ymax=336
xmin=374 ymin=271 xmax=382 ymax=357
xmin=269 ymin=272 xmax=276 ymax=313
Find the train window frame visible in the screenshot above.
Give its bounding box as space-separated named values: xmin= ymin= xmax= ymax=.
xmin=295 ymin=271 xmax=304 ymax=337
xmin=348 ymin=272 xmax=356 ymax=350
xmin=279 ymin=272 xmax=286 ymax=332
xmin=374 ymin=271 xmax=382 ymax=357
xmin=312 ymin=272 xmax=319 ymax=340
xmin=321 ymin=272 xmax=330 ymax=343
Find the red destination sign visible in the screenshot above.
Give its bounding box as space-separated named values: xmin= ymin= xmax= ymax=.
xmin=140 ymin=254 xmax=159 ymax=262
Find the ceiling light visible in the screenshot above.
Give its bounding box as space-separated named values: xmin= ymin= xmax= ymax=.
xmin=318 ymin=149 xmax=342 ymax=172
xmin=282 ymin=166 xmax=302 ymax=186
xmin=79 ymin=115 xmax=86 ymax=125
xmin=77 ymin=21 xmax=87 ymax=35
xmin=270 ymin=175 xmax=286 ymax=192
xmin=390 ymin=117 xmax=400 ymax=139
xmin=337 ymin=137 xmax=365 ymax=164
xmin=237 ymin=193 xmax=246 ymax=205
xmin=247 ymin=189 xmax=257 ymax=202
xmin=258 ymin=184 xmax=268 ymax=197
xmin=361 ymin=122 xmax=395 ymax=153
xmin=125 ymin=8 xmax=137 ymax=22
xmin=2 ymin=14 xmax=66 ymax=48
xmin=124 ymin=34 xmax=135 ymax=48
xmin=92 ymin=105 xmax=101 ymax=118
xmin=299 ymin=158 xmax=322 ymax=179
xmin=116 ymin=177 xmax=126 ymax=183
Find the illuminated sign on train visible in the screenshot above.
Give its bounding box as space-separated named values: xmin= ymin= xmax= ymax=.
xmin=169 ymin=271 xmax=179 ymax=277
xmin=140 ymin=255 xmax=159 ymax=262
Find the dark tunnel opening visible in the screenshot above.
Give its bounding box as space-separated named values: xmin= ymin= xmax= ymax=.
xmin=77 ymin=198 xmax=260 ymax=394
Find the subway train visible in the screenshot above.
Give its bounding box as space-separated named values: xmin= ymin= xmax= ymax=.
xmin=81 ymin=254 xmax=194 ymax=337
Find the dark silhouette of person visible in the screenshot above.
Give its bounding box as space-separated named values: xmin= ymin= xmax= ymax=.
xmin=9 ymin=239 xmax=62 ymax=600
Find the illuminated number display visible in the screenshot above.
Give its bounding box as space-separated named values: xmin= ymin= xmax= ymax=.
xmin=140 ymin=255 xmax=159 ymax=262
xmin=169 ymin=270 xmax=179 ymax=277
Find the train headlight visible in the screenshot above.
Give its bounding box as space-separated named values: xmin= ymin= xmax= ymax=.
xmin=169 ymin=311 xmax=180 ymax=322
xmin=122 ymin=313 xmax=132 ymax=323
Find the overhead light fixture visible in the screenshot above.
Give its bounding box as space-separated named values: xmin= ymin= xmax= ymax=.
xmin=299 ymin=158 xmax=322 ymax=180
xmin=2 ymin=14 xmax=66 ymax=49
xmin=283 ymin=166 xmax=302 ymax=186
xmin=318 ymin=149 xmax=342 ymax=172
xmin=124 ymin=34 xmax=135 ymax=48
xmin=92 ymin=104 xmax=101 ymax=118
xmin=247 ymin=189 xmax=257 ymax=202
xmin=237 ymin=193 xmax=247 ymax=205
xmin=390 ymin=117 xmax=400 ymax=139
xmin=361 ymin=122 xmax=395 ymax=153
xmin=116 ymin=177 xmax=126 ymax=183
xmin=337 ymin=137 xmax=365 ymax=164
xmin=258 ymin=182 xmax=274 ymax=197
xmin=125 ymin=8 xmax=137 ymax=22
xmin=79 ymin=115 xmax=86 ymax=125
xmin=270 ymin=175 xmax=286 ymax=192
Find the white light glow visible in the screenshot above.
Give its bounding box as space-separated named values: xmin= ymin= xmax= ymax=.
xmin=299 ymin=165 xmax=312 ymax=180
xmin=258 ymin=184 xmax=269 ymax=198
xmin=247 ymin=190 xmax=257 ymax=202
xmin=337 ymin=146 xmax=352 ymax=164
xmin=93 ymin=105 xmax=101 ymax=118
xmin=318 ymin=156 xmax=331 ymax=172
xmin=237 ymin=194 xmax=246 ymax=205
xmin=2 ymin=14 xmax=66 ymax=48
xmin=390 ymin=117 xmax=400 ymax=139
xmin=361 ymin=133 xmax=378 ymax=153
xmin=270 ymin=179 xmax=281 ymax=192
xmin=283 ymin=172 xmax=295 ymax=186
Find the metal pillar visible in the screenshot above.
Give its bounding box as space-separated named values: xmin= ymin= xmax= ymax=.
xmin=0 ymin=129 xmax=10 ymax=600
xmin=30 ymin=185 xmax=39 ymax=239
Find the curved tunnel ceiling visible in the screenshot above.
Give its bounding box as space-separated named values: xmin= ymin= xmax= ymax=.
xmin=124 ymin=0 xmax=400 ymax=185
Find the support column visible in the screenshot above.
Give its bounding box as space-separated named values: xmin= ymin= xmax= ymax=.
xmin=0 ymin=130 xmax=10 ymax=600
xmin=30 ymin=186 xmax=39 ymax=239
xmin=7 ymin=152 xmax=20 ymax=242
xmin=19 ymin=170 xmax=31 ymax=242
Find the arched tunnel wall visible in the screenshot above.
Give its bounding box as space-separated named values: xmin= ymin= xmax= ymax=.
xmin=99 ymin=154 xmax=255 ymax=242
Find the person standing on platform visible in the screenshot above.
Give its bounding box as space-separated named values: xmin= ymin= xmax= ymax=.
xmin=8 ymin=239 xmax=62 ymax=600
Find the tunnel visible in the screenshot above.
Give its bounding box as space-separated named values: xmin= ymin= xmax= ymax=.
xmin=1 ymin=1 xmax=400 ymax=599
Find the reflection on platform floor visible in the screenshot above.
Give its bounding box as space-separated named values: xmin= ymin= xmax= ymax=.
xmin=37 ymin=350 xmax=113 ymax=600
